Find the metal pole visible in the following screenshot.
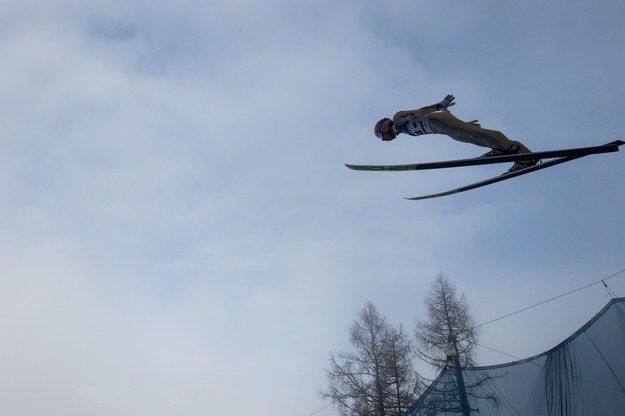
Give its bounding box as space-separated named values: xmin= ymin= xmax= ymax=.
xmin=452 ymin=355 xmax=471 ymax=415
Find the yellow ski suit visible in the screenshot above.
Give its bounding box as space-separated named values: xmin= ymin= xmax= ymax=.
xmin=392 ymin=104 xmax=531 ymax=154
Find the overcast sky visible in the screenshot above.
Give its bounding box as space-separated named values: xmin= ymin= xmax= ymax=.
xmin=1 ymin=1 xmax=625 ymax=415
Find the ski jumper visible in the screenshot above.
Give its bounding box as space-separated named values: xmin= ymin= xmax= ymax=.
xmin=392 ymin=104 xmax=531 ymax=153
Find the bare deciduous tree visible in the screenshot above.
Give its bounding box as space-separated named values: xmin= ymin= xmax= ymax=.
xmin=323 ymin=302 xmax=423 ymax=416
xmin=413 ymin=274 xmax=502 ymax=416
xmin=415 ymin=274 xmax=479 ymax=370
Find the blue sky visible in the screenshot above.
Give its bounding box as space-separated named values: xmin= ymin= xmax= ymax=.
xmin=1 ymin=1 xmax=625 ymax=415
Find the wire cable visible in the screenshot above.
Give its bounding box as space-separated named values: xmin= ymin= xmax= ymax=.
xmin=474 ymin=267 xmax=625 ymax=329
xmin=307 ymin=401 xmax=334 ymax=416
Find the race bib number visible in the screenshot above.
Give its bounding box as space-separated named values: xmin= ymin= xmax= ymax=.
xmin=399 ymin=115 xmax=433 ymax=136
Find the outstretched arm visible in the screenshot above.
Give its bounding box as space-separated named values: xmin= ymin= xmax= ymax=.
xmin=393 ymin=94 xmax=456 ymax=122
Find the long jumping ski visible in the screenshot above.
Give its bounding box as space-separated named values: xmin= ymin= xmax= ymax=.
xmin=345 ymin=140 xmax=624 ymax=200
xmin=345 ymin=140 xmax=624 ymax=172
xmin=405 ymin=155 xmax=582 ymax=200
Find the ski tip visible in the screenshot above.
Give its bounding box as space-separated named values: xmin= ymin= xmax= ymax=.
xmin=404 ymin=196 xmax=434 ymax=201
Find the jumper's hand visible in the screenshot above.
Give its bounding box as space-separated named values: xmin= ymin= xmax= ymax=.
xmin=437 ymin=94 xmax=455 ymax=111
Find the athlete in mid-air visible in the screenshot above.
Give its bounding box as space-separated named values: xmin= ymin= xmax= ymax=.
xmin=374 ymin=94 xmax=539 ymax=172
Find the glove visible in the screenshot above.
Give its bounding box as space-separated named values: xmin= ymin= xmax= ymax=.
xmin=437 ymin=94 xmax=455 ymax=112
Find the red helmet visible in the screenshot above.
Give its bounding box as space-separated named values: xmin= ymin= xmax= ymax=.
xmin=374 ymin=118 xmax=396 ymax=141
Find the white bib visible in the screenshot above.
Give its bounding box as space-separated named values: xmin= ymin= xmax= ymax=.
xmin=397 ymin=114 xmax=433 ymax=136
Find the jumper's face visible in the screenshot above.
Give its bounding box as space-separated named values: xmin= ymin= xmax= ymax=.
xmin=375 ymin=118 xmax=397 ymax=141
